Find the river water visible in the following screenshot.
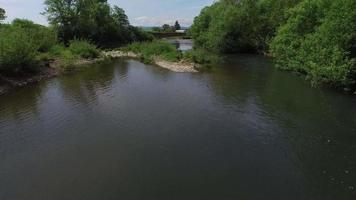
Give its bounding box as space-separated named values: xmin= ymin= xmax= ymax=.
xmin=0 ymin=52 xmax=355 ymax=199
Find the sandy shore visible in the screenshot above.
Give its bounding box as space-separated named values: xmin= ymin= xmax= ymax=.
xmin=104 ymin=50 xmax=198 ymax=73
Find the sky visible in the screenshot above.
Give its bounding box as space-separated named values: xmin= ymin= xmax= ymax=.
xmin=0 ymin=0 xmax=215 ymax=26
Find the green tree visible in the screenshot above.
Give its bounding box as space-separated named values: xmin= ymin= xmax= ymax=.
xmin=162 ymin=24 xmax=171 ymax=32
xmin=43 ymin=0 xmax=149 ymax=46
xmin=152 ymin=27 xmax=161 ymax=32
xmin=270 ymin=0 xmax=356 ymax=87
xmin=174 ymin=20 xmax=181 ymax=30
xmin=0 ymin=7 xmax=6 ymax=22
xmin=189 ymin=0 xmax=299 ymax=53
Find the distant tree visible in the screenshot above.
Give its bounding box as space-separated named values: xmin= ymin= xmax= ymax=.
xmin=174 ymin=20 xmax=181 ymax=30
xmin=152 ymin=27 xmax=161 ymax=32
xmin=0 ymin=7 xmax=6 ymax=21
xmin=162 ymin=24 xmax=171 ymax=32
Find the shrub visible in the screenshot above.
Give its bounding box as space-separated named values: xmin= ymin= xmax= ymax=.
xmin=270 ymin=0 xmax=356 ymax=87
xmin=49 ymin=44 xmax=67 ymax=57
xmin=12 ymin=19 xmax=57 ymax=52
xmin=183 ymin=49 xmax=222 ymax=65
xmin=129 ymin=27 xmax=154 ymax=42
xmin=189 ymin=0 xmax=299 ymax=53
xmin=0 ymin=26 xmax=39 ymax=73
xmin=122 ymin=40 xmax=181 ymax=63
xmin=68 ymin=40 xmax=100 ymax=59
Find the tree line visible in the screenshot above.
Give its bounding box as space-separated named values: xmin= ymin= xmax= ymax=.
xmin=152 ymin=21 xmax=182 ymax=33
xmin=189 ymin=0 xmax=356 ymax=88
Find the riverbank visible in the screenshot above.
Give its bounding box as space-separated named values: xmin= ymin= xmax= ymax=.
xmin=104 ymin=50 xmax=198 ymax=73
xmin=0 ymin=67 xmax=59 ymax=95
xmin=0 ymin=57 xmax=106 ymax=96
xmin=0 ymin=49 xmax=198 ymax=95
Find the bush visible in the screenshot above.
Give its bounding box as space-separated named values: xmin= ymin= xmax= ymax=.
xmin=270 ymin=0 xmax=356 ymax=87
xmin=0 ymin=26 xmax=39 ymax=73
xmin=129 ymin=27 xmax=154 ymax=42
xmin=68 ymin=40 xmax=100 ymax=59
xmin=49 ymin=44 xmax=66 ymax=57
xmin=12 ymin=19 xmax=57 ymax=52
xmin=122 ymin=40 xmax=181 ymax=63
xmin=183 ymin=49 xmax=222 ymax=65
xmin=189 ymin=0 xmax=299 ymax=53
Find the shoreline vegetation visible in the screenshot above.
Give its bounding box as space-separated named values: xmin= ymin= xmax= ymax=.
xmin=189 ymin=0 xmax=356 ymax=91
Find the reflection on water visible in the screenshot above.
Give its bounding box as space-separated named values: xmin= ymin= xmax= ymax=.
xmin=0 ymin=56 xmax=355 ymax=200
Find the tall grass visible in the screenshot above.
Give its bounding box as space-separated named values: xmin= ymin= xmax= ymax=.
xmin=68 ymin=40 xmax=100 ymax=59
xmin=122 ymin=40 xmax=181 ymax=63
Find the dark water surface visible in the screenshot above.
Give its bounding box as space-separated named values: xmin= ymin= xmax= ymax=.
xmin=0 ymin=56 xmax=355 ymax=200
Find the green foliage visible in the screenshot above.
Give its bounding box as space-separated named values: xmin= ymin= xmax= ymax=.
xmin=0 ymin=26 xmax=39 ymax=73
xmin=123 ymin=40 xmax=181 ymax=63
xmin=68 ymin=40 xmax=100 ymax=59
xmin=0 ymin=19 xmax=58 ymax=73
xmin=191 ymin=0 xmax=356 ymax=87
xmin=49 ymin=44 xmax=67 ymax=57
xmin=270 ymin=0 xmax=356 ymax=86
xmin=162 ymin=24 xmax=173 ymax=32
xmin=47 ymin=40 xmax=99 ymax=70
xmin=189 ymin=0 xmax=299 ymax=53
xmin=174 ymin=21 xmax=181 ymax=30
xmin=183 ymin=49 xmax=222 ymax=66
xmin=129 ymin=26 xmax=155 ymax=42
xmin=152 ymin=27 xmax=161 ymax=32
xmin=0 ymin=7 xmax=5 ymax=22
xmin=43 ymin=0 xmax=151 ymax=46
xmin=47 ymin=44 xmax=81 ymax=70
xmin=11 ymin=19 xmax=57 ymax=52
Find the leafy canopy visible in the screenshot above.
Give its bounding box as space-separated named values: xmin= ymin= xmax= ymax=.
xmin=0 ymin=7 xmax=6 ymax=21
xmin=43 ymin=0 xmax=150 ymax=46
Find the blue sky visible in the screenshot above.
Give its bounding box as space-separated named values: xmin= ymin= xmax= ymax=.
xmin=0 ymin=0 xmax=214 ymax=26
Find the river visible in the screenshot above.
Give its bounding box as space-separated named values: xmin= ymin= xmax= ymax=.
xmin=0 ymin=47 xmax=355 ymax=199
